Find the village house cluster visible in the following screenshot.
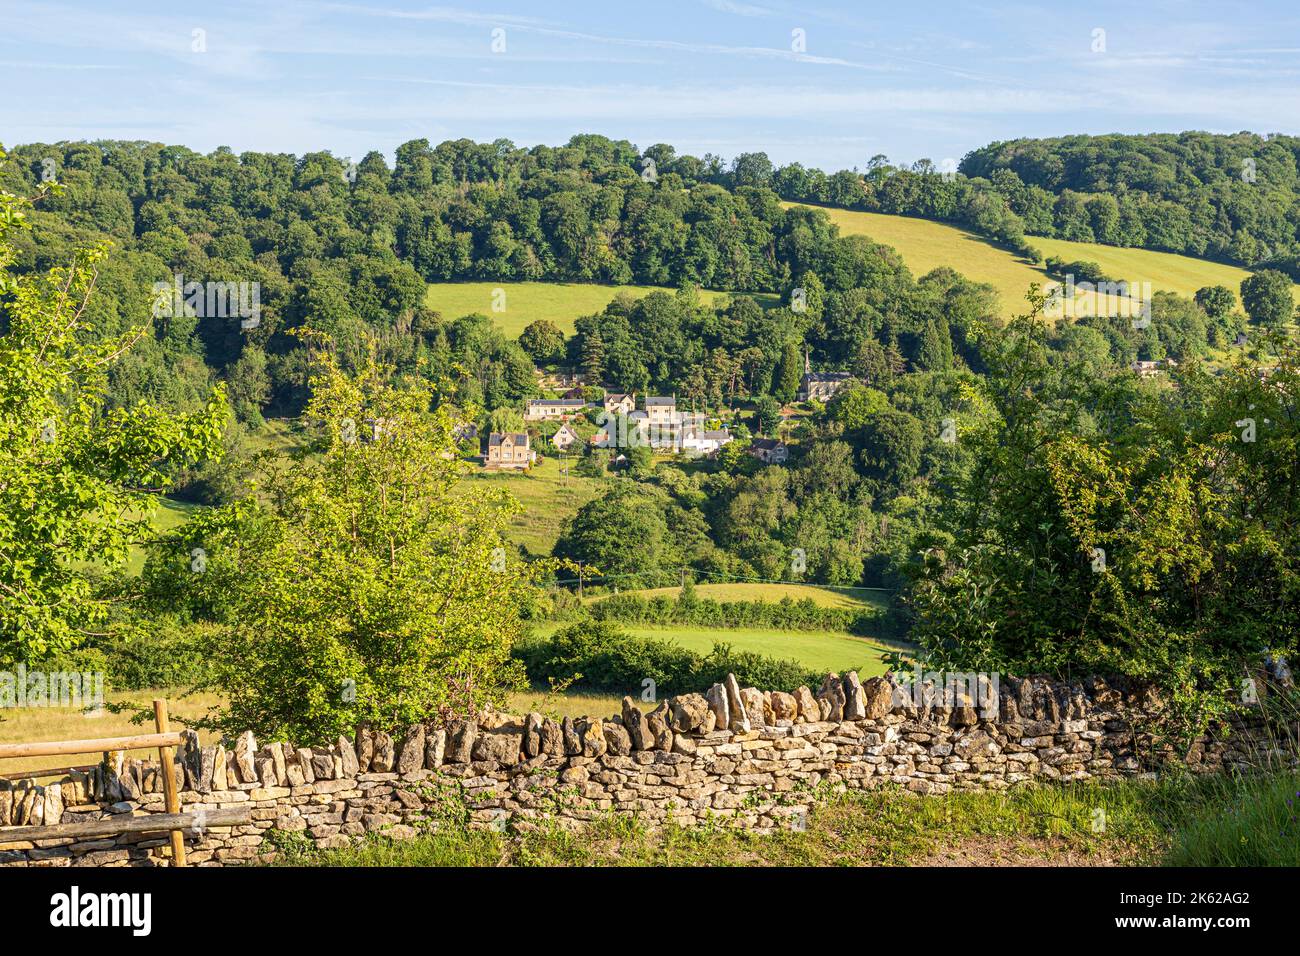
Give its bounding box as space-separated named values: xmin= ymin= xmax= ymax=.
xmin=481 ymin=366 xmax=856 ymax=470
xmin=485 ymin=391 xmax=736 ymax=469
xmin=1131 ymin=357 xmax=1178 ymax=378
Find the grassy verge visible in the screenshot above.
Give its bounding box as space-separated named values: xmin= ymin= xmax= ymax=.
xmin=261 ymin=769 xmax=1300 ymax=867
xmin=1162 ymin=770 xmax=1300 ymax=866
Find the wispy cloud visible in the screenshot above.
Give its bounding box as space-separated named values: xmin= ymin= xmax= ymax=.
xmin=3 ymin=0 xmax=1299 ymax=171
xmin=0 ymin=60 xmax=121 ymax=70
xmin=326 ymin=2 xmax=895 ymax=70
xmin=698 ymin=0 xmax=778 ymax=18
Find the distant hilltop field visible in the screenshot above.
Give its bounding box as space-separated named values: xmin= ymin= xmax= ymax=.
xmin=786 ymin=203 xmax=1297 ymax=321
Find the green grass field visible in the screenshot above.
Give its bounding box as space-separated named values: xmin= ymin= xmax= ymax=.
xmin=788 ymin=202 xmax=1295 ymax=319
xmin=123 ymin=496 xmax=201 ymax=574
xmin=1030 ymin=233 xmax=1279 ymax=303
xmin=245 ymin=417 xmax=303 ymax=456
xmin=613 ymin=581 xmax=887 ymax=611
xmin=535 ymin=618 xmax=896 ymax=675
xmin=462 ymin=455 xmax=600 ymax=555
xmin=628 ymin=624 xmax=894 ymax=676
xmin=506 ymin=689 xmax=639 ymax=720
xmin=424 ymin=281 xmax=777 ymax=337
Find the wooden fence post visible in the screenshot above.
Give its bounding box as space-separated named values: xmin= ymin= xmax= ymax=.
xmin=153 ymin=699 xmax=187 ymax=867
xmin=0 ymin=711 xmax=233 ymax=866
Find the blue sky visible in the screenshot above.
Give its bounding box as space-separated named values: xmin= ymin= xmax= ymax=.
xmin=4 ymin=0 xmax=1300 ymax=169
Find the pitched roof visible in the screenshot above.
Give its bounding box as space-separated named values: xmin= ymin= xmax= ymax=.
xmin=802 ymin=371 xmax=852 ymax=382
xmin=488 ymin=432 xmax=528 ymax=447
xmin=683 ymin=426 xmax=731 ymax=441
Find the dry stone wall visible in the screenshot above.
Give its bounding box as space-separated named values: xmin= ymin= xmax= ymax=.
xmin=0 ymin=672 xmax=1282 ymax=867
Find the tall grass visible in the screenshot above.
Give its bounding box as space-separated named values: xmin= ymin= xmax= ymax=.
xmin=1161 ymin=771 xmax=1300 ymax=866
xmin=260 ymin=769 xmax=1299 ymax=868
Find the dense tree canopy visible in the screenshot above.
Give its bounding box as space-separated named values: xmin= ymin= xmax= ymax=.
xmin=142 ymin=338 xmax=548 ymax=741
xmin=961 ymin=132 xmax=1300 ymax=267
xmin=0 ymin=155 xmax=226 ymax=665
xmin=6 ymin=133 xmax=1293 ymax=736
xmin=773 ymin=132 xmax=1300 ymax=272
xmin=1240 ymin=269 xmax=1295 ymax=328
xmin=907 ymin=298 xmax=1300 ymax=741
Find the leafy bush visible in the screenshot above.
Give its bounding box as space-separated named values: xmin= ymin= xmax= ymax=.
xmin=144 ymin=344 xmax=551 ymax=744
xmin=1044 ymin=256 xmax=1113 ymax=284
xmin=587 ymin=592 xmax=881 ymax=635
xmin=907 ymin=300 xmax=1300 ymax=746
xmin=97 ymin=618 xmax=215 ymax=691
xmin=514 ymin=619 xmax=820 ymax=697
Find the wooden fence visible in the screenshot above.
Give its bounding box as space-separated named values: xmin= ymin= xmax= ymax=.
xmin=0 ymin=699 xmax=250 ymax=866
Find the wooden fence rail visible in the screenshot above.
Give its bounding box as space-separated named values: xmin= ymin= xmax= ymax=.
xmin=0 ymin=763 xmax=99 ymax=781
xmin=0 ymin=731 xmax=185 ymax=760
xmin=0 ymin=807 xmax=251 ymax=844
xmin=0 ymin=699 xmax=200 ymax=866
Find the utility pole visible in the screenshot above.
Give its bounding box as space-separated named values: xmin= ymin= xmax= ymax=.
xmin=680 ymin=566 xmax=686 ymax=590
xmin=578 ymin=562 xmax=584 ymax=599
